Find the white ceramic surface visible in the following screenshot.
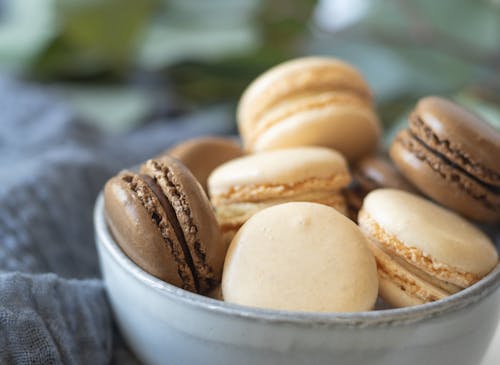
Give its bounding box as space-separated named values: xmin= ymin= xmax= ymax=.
xmin=94 ymin=194 xmax=500 ymax=365
xmin=483 ymin=325 xmax=500 ymax=365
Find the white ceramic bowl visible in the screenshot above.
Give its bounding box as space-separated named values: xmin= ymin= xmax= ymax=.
xmin=94 ymin=194 xmax=500 ymax=365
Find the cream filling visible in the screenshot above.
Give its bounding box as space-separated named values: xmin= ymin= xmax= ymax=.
xmin=247 ymin=91 xmax=371 ymax=147
xmin=211 ymin=174 xmax=351 ymax=205
xmin=369 ymin=239 xmax=449 ymax=303
xmin=391 ymin=253 xmax=461 ymax=294
xmin=359 ymin=209 xmax=478 ymax=289
xmin=216 ymin=191 xmax=346 ymax=228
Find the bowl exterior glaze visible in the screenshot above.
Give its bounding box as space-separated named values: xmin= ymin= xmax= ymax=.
xmin=94 ymin=194 xmax=500 ymax=365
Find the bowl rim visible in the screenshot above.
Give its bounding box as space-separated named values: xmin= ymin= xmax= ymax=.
xmin=94 ymin=193 xmax=500 ymax=327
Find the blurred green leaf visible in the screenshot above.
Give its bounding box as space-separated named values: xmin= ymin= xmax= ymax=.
xmin=138 ymin=22 xmax=259 ymax=70
xmin=163 ymin=0 xmax=316 ymax=106
xmin=31 ymin=0 xmax=155 ymax=79
xmin=165 ymin=53 xmax=282 ymax=105
xmin=366 ymin=0 xmax=500 ymax=54
xmin=456 ymin=89 xmax=500 ymax=129
xmin=0 ymin=0 xmax=57 ymax=74
xmin=307 ymin=0 xmax=499 ymax=118
xmin=1 ymin=0 xmax=498 ymax=134
xmin=418 ymin=0 xmax=500 ymax=53
xmin=382 ymin=88 xmax=500 ymax=150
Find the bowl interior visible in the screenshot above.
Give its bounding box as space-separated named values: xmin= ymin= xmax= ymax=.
xmin=94 ymin=193 xmax=500 ymax=327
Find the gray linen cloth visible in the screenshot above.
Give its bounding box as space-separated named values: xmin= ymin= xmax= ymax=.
xmin=0 ymin=76 xmax=233 ymax=364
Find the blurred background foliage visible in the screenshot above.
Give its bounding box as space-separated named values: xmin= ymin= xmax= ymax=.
xmin=0 ymin=0 xmax=498 ymax=134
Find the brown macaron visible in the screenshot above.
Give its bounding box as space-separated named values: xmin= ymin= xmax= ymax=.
xmin=354 ymin=155 xmax=416 ymax=194
xmin=163 ymin=137 xmax=244 ymax=193
xmin=104 ymin=156 xmax=226 ymax=294
xmin=344 ymin=155 xmax=416 ymax=221
xmin=390 ymin=96 xmax=500 ymax=222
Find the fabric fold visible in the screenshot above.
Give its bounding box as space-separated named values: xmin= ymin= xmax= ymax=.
xmin=0 ymin=75 xmax=233 ymax=364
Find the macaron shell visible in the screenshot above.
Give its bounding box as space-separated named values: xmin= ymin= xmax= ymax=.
xmin=367 ymin=238 xmax=449 ymax=307
xmin=378 ymin=276 xmax=426 ymax=308
xmin=206 ymin=285 xmax=223 ymax=301
xmin=104 ymin=174 xmax=193 ymax=290
xmin=215 ymin=191 xmax=347 ymax=226
xmin=165 ymin=137 xmax=244 ymax=193
xmin=343 ymin=187 xmax=364 ymax=222
xmin=391 ymin=130 xmax=499 ymax=222
xmin=208 ymin=147 xmax=351 ymax=201
xmin=354 ymin=155 xmax=416 ymax=194
xmin=412 ymin=96 xmax=500 ymax=186
xmin=245 ymin=91 xmax=371 ymax=149
xmin=222 ymin=202 xmax=378 ymax=312
xmin=238 ymin=57 xmax=373 ymax=139
xmin=215 ymin=191 xmax=347 ymax=244
xmin=362 ymin=189 xmax=499 ymax=280
xmin=345 ymin=155 xmax=417 ymax=222
xmin=141 ymin=157 xmax=226 ymax=293
xmin=250 ymin=104 xmax=380 ymax=163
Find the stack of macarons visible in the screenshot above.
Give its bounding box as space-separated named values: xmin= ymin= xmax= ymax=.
xmin=208 ymin=147 xmax=351 ymax=243
xmin=390 ymin=96 xmax=500 ymax=222
xmin=103 ymin=56 xmax=500 ymax=313
xmin=104 ymin=156 xmax=227 ymax=294
xmin=237 ymin=57 xmax=380 ymax=163
xmin=359 ymin=189 xmax=498 ymax=307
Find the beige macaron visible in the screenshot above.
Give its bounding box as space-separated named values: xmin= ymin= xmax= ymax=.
xmin=208 ymin=147 xmax=351 ymax=242
xmin=358 ymin=189 xmax=499 ymax=308
xmin=237 ymin=57 xmax=381 ymax=162
xmin=222 ymin=202 xmax=379 ymax=312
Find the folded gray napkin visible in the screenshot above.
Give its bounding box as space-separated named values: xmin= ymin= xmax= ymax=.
xmin=0 ymin=76 xmax=233 ymax=364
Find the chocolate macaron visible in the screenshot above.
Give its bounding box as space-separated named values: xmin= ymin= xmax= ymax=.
xmin=390 ymin=96 xmax=500 ymax=222
xmin=353 ymin=155 xmax=416 ymax=194
xmin=104 ymin=156 xmax=226 ymax=294
xmin=163 ymin=137 xmax=244 ymax=193
xmin=344 ymin=155 xmax=416 ymax=221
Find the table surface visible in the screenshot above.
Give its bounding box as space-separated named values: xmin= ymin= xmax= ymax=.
xmin=482 ymin=322 xmax=499 ymax=364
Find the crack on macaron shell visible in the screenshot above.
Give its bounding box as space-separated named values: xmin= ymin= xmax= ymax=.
xmin=245 ymin=91 xmax=372 ymax=150
xmin=409 ymin=114 xmax=500 ymax=186
xmin=358 ymin=209 xmax=479 ymax=289
xmin=211 ymin=174 xmax=351 ymax=205
xmin=149 ymin=160 xmax=217 ymax=293
xmin=121 ymin=173 xmax=197 ymax=292
xmin=395 ymin=131 xmax=499 ymax=212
